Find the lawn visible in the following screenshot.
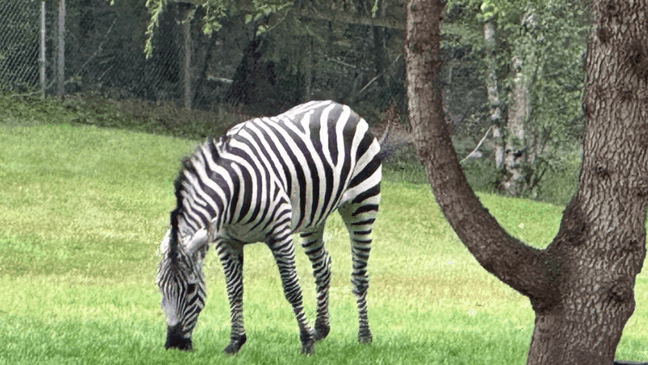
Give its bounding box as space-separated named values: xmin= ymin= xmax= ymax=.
xmin=0 ymin=121 xmax=646 ymax=364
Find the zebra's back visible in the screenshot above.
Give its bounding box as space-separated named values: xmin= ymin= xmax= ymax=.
xmin=224 ymin=100 xmax=382 ymax=234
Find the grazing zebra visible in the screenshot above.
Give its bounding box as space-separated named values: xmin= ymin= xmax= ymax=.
xmin=156 ymin=100 xmax=383 ymax=355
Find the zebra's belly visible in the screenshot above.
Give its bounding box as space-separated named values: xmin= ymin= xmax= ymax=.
xmin=220 ymin=213 xmax=332 ymax=244
xmin=221 ymin=223 xmax=268 ymax=244
xmin=288 ymin=198 xmax=342 ymax=235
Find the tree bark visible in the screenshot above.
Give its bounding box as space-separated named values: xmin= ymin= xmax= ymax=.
xmin=483 ymin=18 xmax=504 ymax=169
xmin=405 ymin=0 xmax=553 ymax=301
xmin=526 ymin=1 xmax=648 ymax=362
xmin=501 ymin=53 xmax=529 ymax=195
xmin=483 ymin=12 xmax=531 ymax=196
xmin=40 ymin=1 xmax=46 ymax=98
xmin=404 ymin=0 xmax=648 ymax=364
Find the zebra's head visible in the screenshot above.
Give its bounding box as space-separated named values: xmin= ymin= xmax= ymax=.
xmin=157 ymin=209 xmax=211 ymax=351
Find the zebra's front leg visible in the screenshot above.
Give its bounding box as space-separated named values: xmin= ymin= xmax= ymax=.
xmin=300 ymin=227 xmax=331 ymax=342
xmin=268 ymin=234 xmax=316 ymax=355
xmin=216 ymin=242 xmax=247 ymax=355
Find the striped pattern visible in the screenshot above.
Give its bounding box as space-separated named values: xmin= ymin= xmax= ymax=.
xmin=157 ymin=100 xmax=383 ymax=355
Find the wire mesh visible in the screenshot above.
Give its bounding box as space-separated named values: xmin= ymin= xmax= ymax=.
xmin=0 ymin=0 xmax=405 ymax=118
xmin=0 ymin=0 xmax=185 ymax=100
xmin=0 ymin=0 xmax=41 ymax=92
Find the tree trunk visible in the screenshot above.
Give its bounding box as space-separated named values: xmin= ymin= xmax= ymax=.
xmin=483 ymin=12 xmax=531 ymax=196
xmin=372 ymin=25 xmax=387 ymax=88
xmin=40 ymin=1 xmax=46 ymax=98
xmin=501 ymin=53 xmax=529 ymax=195
xmin=404 ymin=0 xmax=647 ymax=364
xmin=178 ymin=4 xmax=193 ymax=110
xmin=483 ymin=18 xmax=504 ymax=169
xmin=526 ymin=1 xmax=648 ymax=362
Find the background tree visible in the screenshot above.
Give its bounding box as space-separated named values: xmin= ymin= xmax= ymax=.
xmin=405 ymin=0 xmax=647 ymax=364
xmin=445 ymin=0 xmax=589 ymax=197
xmin=1 ymin=0 xmax=593 ymax=203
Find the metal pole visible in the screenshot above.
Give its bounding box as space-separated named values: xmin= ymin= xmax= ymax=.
xmin=40 ymin=1 xmax=46 ymax=98
xmin=182 ymin=14 xmax=192 ymax=110
xmin=57 ymin=0 xmax=65 ymax=98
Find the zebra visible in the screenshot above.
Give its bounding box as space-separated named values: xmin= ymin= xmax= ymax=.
xmin=156 ymin=100 xmax=384 ymax=355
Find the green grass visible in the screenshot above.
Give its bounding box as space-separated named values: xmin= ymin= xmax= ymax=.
xmin=0 ymin=118 xmax=647 ymax=363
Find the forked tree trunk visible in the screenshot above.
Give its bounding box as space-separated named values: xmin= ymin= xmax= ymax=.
xmin=404 ymin=1 xmax=647 ymax=364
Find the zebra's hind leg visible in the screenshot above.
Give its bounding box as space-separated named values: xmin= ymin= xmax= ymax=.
xmin=300 ymin=225 xmax=331 ymax=342
xmin=268 ymin=230 xmax=316 ymax=355
xmin=338 ymin=191 xmax=380 ymax=345
xmin=216 ymin=241 xmax=247 ymax=356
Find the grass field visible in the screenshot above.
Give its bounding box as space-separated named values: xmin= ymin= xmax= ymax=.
xmin=1 ymin=119 xmax=647 ymax=364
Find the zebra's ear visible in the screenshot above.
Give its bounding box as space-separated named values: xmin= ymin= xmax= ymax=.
xmin=159 ymin=229 xmax=172 ymax=256
xmin=218 ymin=135 xmax=230 ymax=146
xmin=185 ymin=226 xmax=212 ymax=257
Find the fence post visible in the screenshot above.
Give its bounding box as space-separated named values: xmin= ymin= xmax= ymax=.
xmin=179 ymin=3 xmax=193 ymax=110
xmin=57 ymin=0 xmax=65 ymax=98
xmin=182 ymin=17 xmax=191 ymax=110
xmin=40 ymin=1 xmax=46 ymax=98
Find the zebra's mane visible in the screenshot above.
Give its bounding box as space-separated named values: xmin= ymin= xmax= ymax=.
xmin=168 ymin=137 xmax=226 ymax=259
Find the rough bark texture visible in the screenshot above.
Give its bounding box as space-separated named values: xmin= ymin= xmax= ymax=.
xmin=405 ymin=0 xmax=648 ymax=364
xmin=527 ymin=1 xmax=648 ymax=363
xmin=405 ymin=0 xmax=554 ymax=305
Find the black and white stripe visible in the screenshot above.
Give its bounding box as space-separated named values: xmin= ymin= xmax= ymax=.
xmin=157 ymin=100 xmax=383 ymax=355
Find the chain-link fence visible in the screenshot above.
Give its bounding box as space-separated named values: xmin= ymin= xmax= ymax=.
xmin=0 ymin=0 xmax=276 ymax=110
xmin=0 ymin=0 xmax=42 ymax=93
xmin=0 ymin=0 xmax=408 ymax=117
xmin=0 ymin=0 xmax=194 ymax=104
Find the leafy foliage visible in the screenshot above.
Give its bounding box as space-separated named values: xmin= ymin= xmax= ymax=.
xmin=144 ymin=0 xmax=295 ymax=57
xmin=2 ymin=0 xmax=589 ymax=201
xmin=502 ymin=0 xmax=588 ymax=197
xmin=445 ymin=0 xmax=588 ymax=198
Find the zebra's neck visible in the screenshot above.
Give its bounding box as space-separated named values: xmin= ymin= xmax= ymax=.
xmin=174 ymin=138 xmax=233 ymax=242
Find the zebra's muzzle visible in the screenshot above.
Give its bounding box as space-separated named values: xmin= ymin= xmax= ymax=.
xmin=165 ymin=324 xmax=193 ymax=351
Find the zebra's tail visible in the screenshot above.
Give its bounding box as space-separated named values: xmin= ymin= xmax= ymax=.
xmin=377 ymin=123 xmax=393 ymax=161
xmin=378 ymin=124 xmax=390 ymax=146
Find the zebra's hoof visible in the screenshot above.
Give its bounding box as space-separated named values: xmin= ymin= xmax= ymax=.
xmin=223 ymin=334 xmax=247 ymax=356
xmin=300 ymin=341 xmax=316 ymax=356
xmin=299 ymin=327 xmax=315 ymax=355
xmin=358 ymin=331 xmax=372 ymax=345
xmin=223 ymin=344 xmax=239 ymax=356
xmin=314 ymin=324 xmax=330 ymax=342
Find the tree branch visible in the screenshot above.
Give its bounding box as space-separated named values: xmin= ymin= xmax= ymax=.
xmin=404 ymin=0 xmax=557 ymax=306
xmin=234 ymin=1 xmax=404 ymax=29
xmin=298 ymin=4 xmax=403 ymax=29
xmin=73 ymin=19 xmax=117 ymax=80
xmin=357 ymin=55 xmax=402 ymax=96
xmin=459 ymin=125 xmax=492 ymax=164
